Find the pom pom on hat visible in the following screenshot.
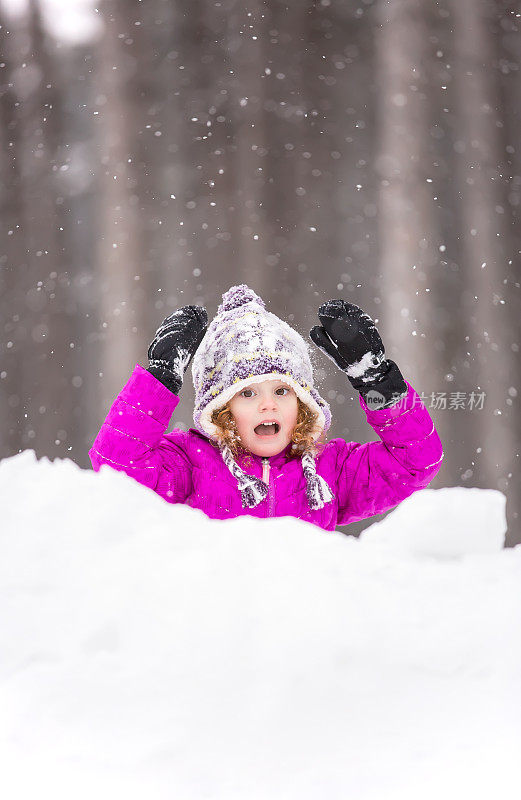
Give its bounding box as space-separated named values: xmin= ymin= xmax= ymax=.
xmin=218 ymin=284 xmax=265 ymax=313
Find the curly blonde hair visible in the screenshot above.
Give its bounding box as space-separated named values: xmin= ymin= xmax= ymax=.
xmin=210 ymin=396 xmax=326 ymax=464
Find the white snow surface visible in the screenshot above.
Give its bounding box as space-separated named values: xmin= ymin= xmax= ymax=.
xmin=1 ymin=449 xmax=520 ymax=800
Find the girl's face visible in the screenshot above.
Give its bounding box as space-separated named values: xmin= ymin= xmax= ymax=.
xmin=228 ymin=379 xmax=299 ymax=457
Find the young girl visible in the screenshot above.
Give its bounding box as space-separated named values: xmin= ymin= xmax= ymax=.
xmin=89 ymin=284 xmax=443 ymax=532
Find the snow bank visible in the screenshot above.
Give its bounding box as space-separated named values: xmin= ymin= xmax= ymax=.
xmin=1 ymin=450 xmax=520 ymax=800
xmin=360 ymin=486 xmax=507 ymax=557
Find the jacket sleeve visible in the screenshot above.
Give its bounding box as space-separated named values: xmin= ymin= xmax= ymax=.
xmin=334 ymin=380 xmax=443 ymax=526
xmin=88 ymin=363 xmax=192 ymax=504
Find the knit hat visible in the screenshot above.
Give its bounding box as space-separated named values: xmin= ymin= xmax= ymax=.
xmin=191 ymin=284 xmax=334 ymax=511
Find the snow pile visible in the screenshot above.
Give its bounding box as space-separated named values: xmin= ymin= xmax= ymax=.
xmin=1 ymin=450 xmax=520 ymax=800
xmin=360 ymin=486 xmax=507 ymax=557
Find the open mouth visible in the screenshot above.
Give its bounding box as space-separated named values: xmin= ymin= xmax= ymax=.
xmin=253 ymin=422 xmax=280 ymax=437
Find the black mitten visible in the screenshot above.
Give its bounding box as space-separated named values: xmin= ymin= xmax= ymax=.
xmin=310 ymin=300 xmax=408 ymax=409
xmin=147 ymin=305 xmax=208 ymax=395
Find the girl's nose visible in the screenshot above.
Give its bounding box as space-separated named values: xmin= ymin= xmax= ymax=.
xmin=259 ymin=393 xmax=277 ymax=411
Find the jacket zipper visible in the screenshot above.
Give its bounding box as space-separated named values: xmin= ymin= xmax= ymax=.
xmin=262 ymin=457 xmax=274 ymax=517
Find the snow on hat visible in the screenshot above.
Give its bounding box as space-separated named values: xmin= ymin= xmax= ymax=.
xmin=191 ymin=284 xmax=334 ymax=511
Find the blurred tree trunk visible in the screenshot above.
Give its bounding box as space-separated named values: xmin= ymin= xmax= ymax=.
xmin=0 ymin=0 xmax=77 ymax=460
xmin=450 ymin=0 xmax=520 ymax=543
xmin=0 ymin=5 xmax=23 ymax=456
xmin=375 ymin=0 xmax=442 ymax=384
xmin=496 ymin=0 xmax=521 ymax=535
xmin=222 ymin=2 xmax=271 ymax=295
xmin=95 ymin=0 xmax=147 ymax=414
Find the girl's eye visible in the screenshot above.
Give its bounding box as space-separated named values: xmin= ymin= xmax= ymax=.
xmin=240 ymin=386 xmax=290 ymax=399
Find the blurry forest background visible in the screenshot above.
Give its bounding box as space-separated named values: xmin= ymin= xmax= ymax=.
xmin=1 ymin=0 xmax=520 ymax=544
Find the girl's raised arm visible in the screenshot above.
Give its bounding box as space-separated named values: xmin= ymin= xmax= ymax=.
xmin=309 ymin=299 xmax=443 ymax=524
xmin=89 ymin=305 xmax=208 ymax=504
xmin=331 ymin=383 xmax=443 ymax=525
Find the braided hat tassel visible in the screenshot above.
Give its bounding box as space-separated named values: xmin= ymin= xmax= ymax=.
xmin=220 ymin=444 xmax=268 ymax=508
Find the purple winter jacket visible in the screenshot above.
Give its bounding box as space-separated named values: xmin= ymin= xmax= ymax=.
xmin=89 ymin=364 xmax=443 ymax=532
